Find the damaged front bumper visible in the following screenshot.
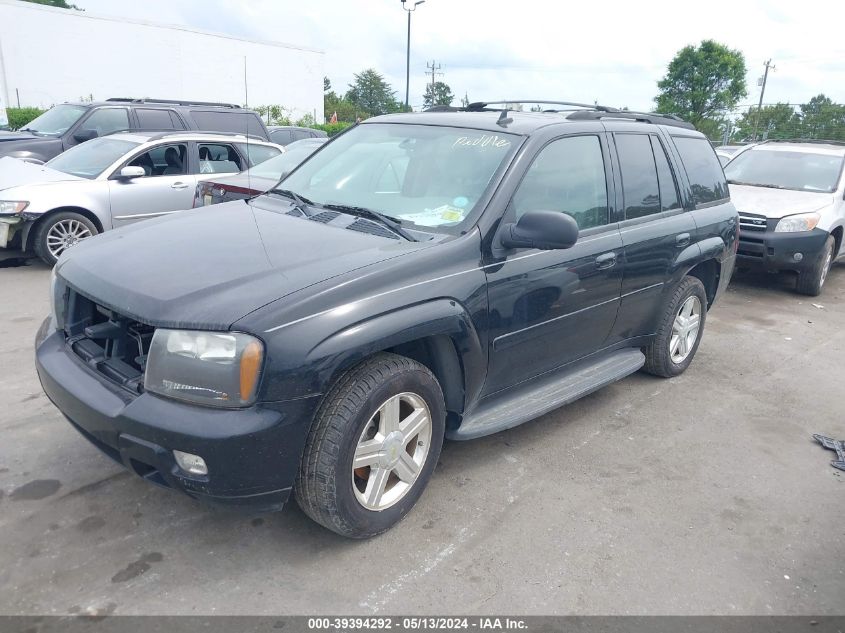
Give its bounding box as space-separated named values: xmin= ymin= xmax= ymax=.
xmin=0 ymin=216 xmax=24 ymax=249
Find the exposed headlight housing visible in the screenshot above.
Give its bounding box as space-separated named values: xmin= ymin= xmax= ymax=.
xmin=774 ymin=212 xmax=821 ymax=233
xmin=0 ymin=201 xmax=28 ymax=214
xmin=144 ymin=329 xmax=264 ymax=408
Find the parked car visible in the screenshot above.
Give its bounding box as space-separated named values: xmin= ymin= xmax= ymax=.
xmin=725 ymin=140 xmax=845 ymax=295
xmin=0 ymin=131 xmax=282 ymax=264
xmin=195 ymin=137 xmax=327 ymax=206
xmin=268 ymin=125 xmax=328 ymax=146
xmin=715 ymin=144 xmax=749 ymax=167
xmin=0 ymin=98 xmax=271 ymax=165
xmin=36 ymin=103 xmax=737 ymax=538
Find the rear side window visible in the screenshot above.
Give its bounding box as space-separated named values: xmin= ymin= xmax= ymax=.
xmin=190 ymin=110 xmax=266 ymax=138
xmin=512 ymin=135 xmax=609 ymax=230
xmin=673 ymin=136 xmax=729 ymax=205
xmin=615 ymin=134 xmax=660 ymax=220
xmin=236 ymin=143 xmax=281 ymax=166
xmin=136 ymin=108 xmax=184 ymax=130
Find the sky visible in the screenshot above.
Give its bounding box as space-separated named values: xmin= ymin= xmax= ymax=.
xmin=76 ymin=0 xmax=845 ymax=113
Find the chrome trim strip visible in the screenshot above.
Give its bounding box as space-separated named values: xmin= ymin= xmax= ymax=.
xmin=112 ymin=211 xmax=177 ymax=220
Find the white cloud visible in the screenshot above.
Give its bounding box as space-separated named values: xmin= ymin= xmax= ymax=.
xmin=78 ymin=0 xmax=845 ymax=112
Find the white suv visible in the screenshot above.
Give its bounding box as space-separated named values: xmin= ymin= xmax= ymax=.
xmin=725 ymin=140 xmax=845 ymax=295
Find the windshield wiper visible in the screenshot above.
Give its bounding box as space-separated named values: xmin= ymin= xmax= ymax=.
xmin=321 ymin=203 xmax=418 ymax=242
xmin=727 ymin=180 xmax=787 ymax=189
xmin=19 ymin=127 xmax=42 ymax=135
xmin=268 ymin=188 xmax=315 ymax=217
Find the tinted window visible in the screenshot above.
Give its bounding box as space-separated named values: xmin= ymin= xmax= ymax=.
xmin=80 ymin=108 xmax=129 ymax=136
xmin=128 ymin=143 xmax=187 ymax=177
xmin=673 ymin=136 xmax=729 ymax=204
xmin=512 ymin=135 xmax=609 ymax=230
xmin=235 ymin=143 xmax=281 ymax=167
xmin=616 ymin=134 xmax=660 ymax=219
xmin=197 ymin=143 xmax=244 ymax=174
xmin=136 ymin=108 xmax=179 ymax=130
xmin=190 ymin=111 xmax=264 ymax=137
xmin=652 ymin=137 xmax=681 ymax=211
xmin=270 ymin=129 xmax=293 ymax=145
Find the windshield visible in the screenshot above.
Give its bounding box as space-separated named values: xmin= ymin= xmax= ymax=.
xmin=19 ymin=104 xmax=88 ymax=136
xmin=46 ymin=137 xmax=140 ymax=179
xmin=280 ymin=123 xmax=519 ymax=231
xmin=251 ymin=142 xmax=322 ymax=179
xmin=725 ymin=149 xmax=845 ymax=193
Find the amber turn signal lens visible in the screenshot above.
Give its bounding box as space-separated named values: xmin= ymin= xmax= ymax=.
xmin=239 ymin=340 xmax=263 ymax=401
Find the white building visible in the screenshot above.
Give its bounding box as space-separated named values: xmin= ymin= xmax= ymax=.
xmin=0 ymin=0 xmax=324 ymax=122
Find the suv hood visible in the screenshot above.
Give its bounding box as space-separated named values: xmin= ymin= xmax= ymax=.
xmin=57 ymin=199 xmax=428 ymax=330
xmin=0 ymin=157 xmax=81 ymax=191
xmin=0 ymin=131 xmax=40 ymax=142
xmin=729 ymin=184 xmax=834 ymax=219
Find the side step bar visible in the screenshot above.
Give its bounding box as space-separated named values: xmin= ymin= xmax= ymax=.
xmin=448 ymin=348 xmax=645 ymax=440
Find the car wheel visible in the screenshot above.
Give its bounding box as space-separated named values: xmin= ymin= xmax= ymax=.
xmin=295 ymin=352 xmax=445 ymax=538
xmin=33 ymin=211 xmax=98 ymax=266
xmin=643 ymin=276 xmax=708 ymax=378
xmin=795 ymin=235 xmax=835 ymax=297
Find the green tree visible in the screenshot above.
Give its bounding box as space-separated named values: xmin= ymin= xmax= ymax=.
xmin=423 ymin=81 xmax=454 ymax=108
xmin=20 ymin=0 xmax=83 ymax=9
xmin=799 ymin=94 xmax=845 ymax=140
xmin=346 ymin=69 xmax=402 ymax=116
xmin=323 ymin=76 xmax=332 ymax=93
xmin=733 ymin=103 xmax=799 ymax=141
xmin=655 ymin=40 xmax=747 ymax=132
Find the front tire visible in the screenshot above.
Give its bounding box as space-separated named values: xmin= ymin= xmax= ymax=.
xmin=643 ymin=276 xmax=708 ymax=378
xmin=795 ymin=235 xmax=834 ymax=297
xmin=295 ymin=353 xmax=445 ymax=538
xmin=33 ymin=211 xmax=98 ymax=266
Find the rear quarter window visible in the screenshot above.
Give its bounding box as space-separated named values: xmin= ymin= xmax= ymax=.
xmin=189 ymin=110 xmax=267 ymax=139
xmin=672 ymin=136 xmax=729 ymax=206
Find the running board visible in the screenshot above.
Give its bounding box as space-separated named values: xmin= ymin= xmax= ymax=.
xmin=448 ymin=348 xmax=645 ymax=440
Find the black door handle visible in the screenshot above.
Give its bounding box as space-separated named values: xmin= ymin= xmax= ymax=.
xmin=676 ymin=233 xmax=691 ymax=247
xmin=595 ymin=252 xmax=617 ymax=269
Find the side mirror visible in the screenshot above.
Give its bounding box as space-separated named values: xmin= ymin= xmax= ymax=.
xmin=500 ymin=210 xmax=580 ymax=250
xmin=73 ymin=129 xmax=98 ymax=143
xmin=117 ymin=166 xmax=146 ymax=179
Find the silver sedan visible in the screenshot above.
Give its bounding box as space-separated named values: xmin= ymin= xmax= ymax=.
xmin=0 ymin=131 xmax=283 ymax=264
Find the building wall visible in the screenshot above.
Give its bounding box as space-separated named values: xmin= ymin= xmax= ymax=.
xmin=0 ymin=0 xmax=323 ymax=121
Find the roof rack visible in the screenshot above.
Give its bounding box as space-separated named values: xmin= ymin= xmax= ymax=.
xmin=466 ymin=100 xmax=618 ymax=112
xmin=757 ymin=138 xmax=845 ymax=147
xmin=566 ymin=109 xmax=695 ymax=130
xmin=106 ymin=98 xmax=242 ymax=109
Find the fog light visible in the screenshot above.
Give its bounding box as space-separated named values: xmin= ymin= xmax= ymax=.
xmin=793 ymin=252 xmax=803 ymax=262
xmin=173 ymin=450 xmax=208 ymax=476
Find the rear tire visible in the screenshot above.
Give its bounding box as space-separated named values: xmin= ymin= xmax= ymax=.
xmin=643 ymin=276 xmax=708 ymax=378
xmin=33 ymin=211 xmax=98 ymax=266
xmin=795 ymin=235 xmax=834 ymax=297
xmin=295 ymin=353 xmax=445 ymax=538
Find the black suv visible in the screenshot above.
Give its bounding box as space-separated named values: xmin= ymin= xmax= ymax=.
xmin=0 ymin=98 xmax=270 ymax=164
xmin=35 ymin=102 xmax=738 ymax=538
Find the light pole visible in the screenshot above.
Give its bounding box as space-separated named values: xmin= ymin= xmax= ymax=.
xmin=401 ymin=0 xmax=425 ymax=112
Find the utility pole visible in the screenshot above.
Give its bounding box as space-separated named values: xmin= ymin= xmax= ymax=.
xmin=425 ymin=60 xmax=443 ymax=106
xmin=752 ymin=59 xmax=775 ymax=141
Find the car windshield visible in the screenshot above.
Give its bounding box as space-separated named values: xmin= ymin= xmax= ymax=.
xmin=46 ymin=137 xmax=140 ymax=179
xmin=19 ymin=104 xmax=89 ymax=136
xmin=725 ymin=148 xmax=845 ymax=193
xmin=250 ymin=142 xmax=322 ymax=179
xmin=279 ymin=123 xmax=519 ymax=232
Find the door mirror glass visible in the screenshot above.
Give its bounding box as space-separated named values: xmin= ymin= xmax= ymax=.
xmin=73 ymin=129 xmax=98 ymax=143
xmin=118 ymin=166 xmax=146 ymax=179
xmin=500 ymin=210 xmax=580 ymax=250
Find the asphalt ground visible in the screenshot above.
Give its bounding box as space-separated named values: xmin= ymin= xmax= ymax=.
xmin=1 ymin=253 xmax=843 ymax=615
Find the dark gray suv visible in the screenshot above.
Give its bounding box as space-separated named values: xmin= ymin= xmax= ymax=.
xmin=0 ymin=98 xmax=270 ymax=164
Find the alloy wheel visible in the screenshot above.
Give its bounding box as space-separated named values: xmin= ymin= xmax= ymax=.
xmin=46 ymin=219 xmax=92 ymax=259
xmin=670 ymin=295 xmax=702 ymax=364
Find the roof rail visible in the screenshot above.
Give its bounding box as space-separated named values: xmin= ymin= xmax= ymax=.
xmin=566 ymin=110 xmax=695 ymax=130
xmin=106 ymin=98 xmax=242 ymax=109
xmin=757 ymin=138 xmax=845 ymax=147
xmin=466 ymin=100 xmax=618 ymax=113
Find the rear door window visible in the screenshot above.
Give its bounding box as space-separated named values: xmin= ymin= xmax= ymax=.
xmin=270 ymin=129 xmax=293 ymax=145
xmin=652 ymin=137 xmax=681 ymax=211
xmin=196 ymin=143 xmax=244 ymax=174
xmin=136 ymin=108 xmax=184 ymax=130
xmin=615 ymin=134 xmax=661 ymax=220
xmin=672 ymin=136 xmax=729 ymax=205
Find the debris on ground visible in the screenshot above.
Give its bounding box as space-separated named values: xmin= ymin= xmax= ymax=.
xmin=813 ymin=434 xmax=845 ymax=472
